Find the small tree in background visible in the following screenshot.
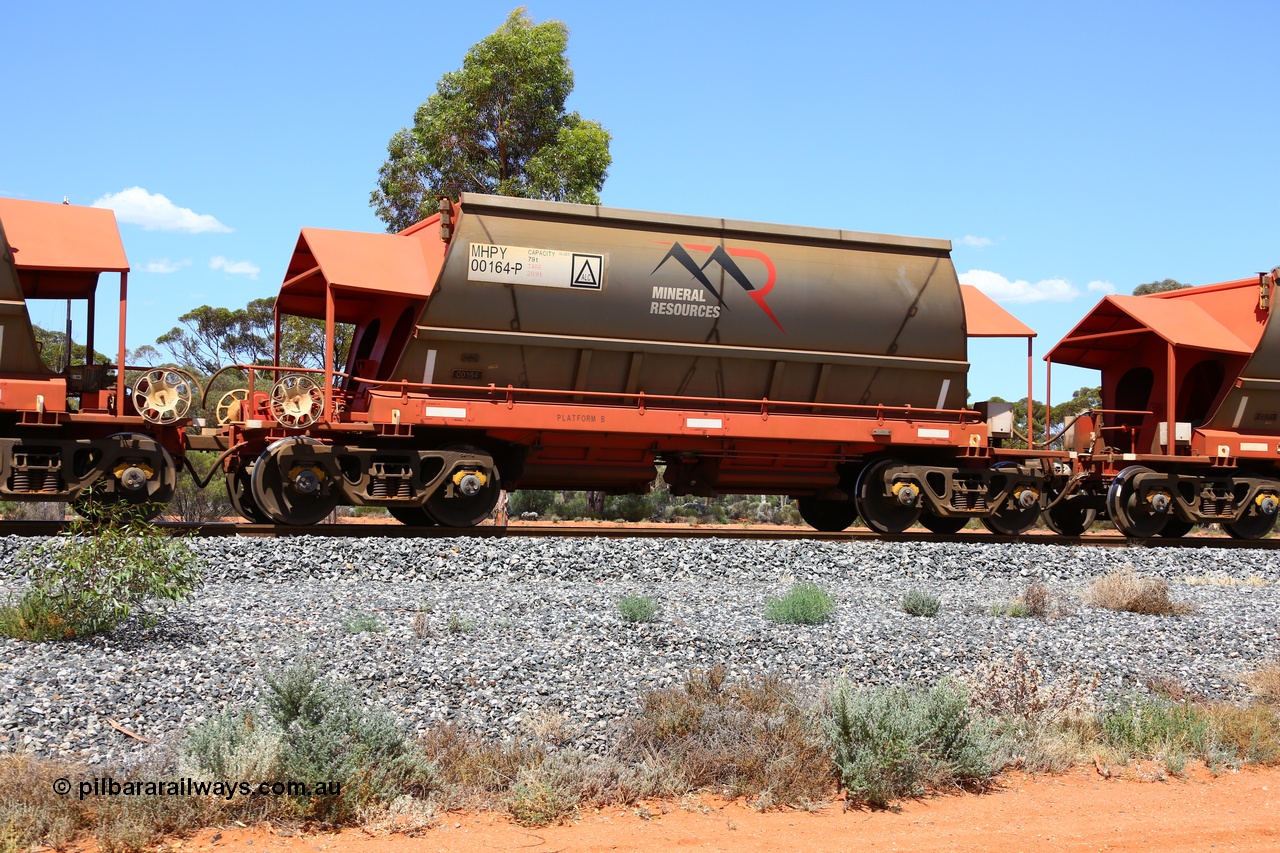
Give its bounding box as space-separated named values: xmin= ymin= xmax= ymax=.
xmin=371 ymin=8 xmax=612 ymax=232
xmin=1133 ymin=278 xmax=1191 ymax=296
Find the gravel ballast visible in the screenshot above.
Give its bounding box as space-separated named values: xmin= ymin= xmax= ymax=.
xmin=1 ymin=533 xmax=1278 ymax=766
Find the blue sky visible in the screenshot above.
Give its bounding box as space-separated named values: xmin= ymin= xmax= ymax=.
xmin=3 ymin=1 xmax=1276 ymax=404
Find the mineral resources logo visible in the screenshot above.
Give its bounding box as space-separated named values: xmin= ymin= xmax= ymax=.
xmin=650 ymin=242 xmax=784 ymax=332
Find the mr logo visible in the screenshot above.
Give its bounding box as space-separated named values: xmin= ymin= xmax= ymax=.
xmin=651 ymin=243 xmax=784 ymax=332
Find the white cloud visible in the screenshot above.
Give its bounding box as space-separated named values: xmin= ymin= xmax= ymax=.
xmin=959 ymin=235 xmax=993 ymax=249
xmin=1087 ymin=280 xmax=1116 ymax=294
xmin=144 ymin=258 xmax=190 ymax=274
xmin=210 ymin=255 xmax=260 ymax=280
xmin=92 ymin=187 xmax=231 ymax=233
xmin=960 ymin=269 xmax=1080 ymax=304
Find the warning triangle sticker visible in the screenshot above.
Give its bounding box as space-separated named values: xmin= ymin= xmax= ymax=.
xmin=574 ymin=259 xmax=597 ymax=286
xmin=570 ymin=254 xmax=602 ymax=288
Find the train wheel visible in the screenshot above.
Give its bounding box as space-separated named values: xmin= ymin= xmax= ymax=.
xmin=796 ymin=498 xmax=858 ymax=532
xmin=425 ymin=445 xmax=500 ymax=527
xmin=250 ymin=437 xmax=339 ymax=526
xmin=1105 ymin=465 xmax=1169 ymax=538
xmin=73 ymin=432 xmax=177 ymax=521
xmin=226 ymin=464 xmax=269 ymax=523
xmin=919 ymin=512 xmax=968 ymax=534
xmin=854 ymin=458 xmax=921 ymax=534
xmin=72 ymin=481 xmax=163 ymax=522
xmin=982 ymin=463 xmax=1041 ymax=536
xmin=1043 ymin=500 xmax=1097 ymax=536
xmin=1158 ymin=518 xmax=1195 ymax=538
xmin=388 ymin=506 xmax=437 ymax=526
xmin=1223 ymin=512 xmax=1276 ymax=540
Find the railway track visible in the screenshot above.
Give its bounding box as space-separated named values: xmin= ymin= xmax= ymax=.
xmin=1 ymin=520 xmax=1276 ymax=549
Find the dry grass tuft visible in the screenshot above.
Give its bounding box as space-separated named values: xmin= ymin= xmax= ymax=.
xmin=1204 ymin=703 xmax=1280 ymax=766
xmin=0 ymin=752 xmax=214 ymax=853
xmin=1085 ymin=567 xmax=1196 ymax=615
xmin=1183 ymin=572 xmax=1269 ymax=587
xmin=618 ymin=665 xmax=833 ymax=807
xmin=968 ymin=648 xmax=1097 ymax=722
xmin=418 ymin=723 xmax=545 ymax=808
xmin=1242 ymin=661 xmax=1280 ymax=705
xmin=1017 ymin=581 xmax=1052 ymax=617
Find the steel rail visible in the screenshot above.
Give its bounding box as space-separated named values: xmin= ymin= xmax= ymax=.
xmin=1 ymin=521 xmax=1276 ymax=549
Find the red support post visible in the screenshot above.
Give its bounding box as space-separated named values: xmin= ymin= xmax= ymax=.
xmin=1025 ymin=336 xmax=1035 ymax=449
xmin=116 ymin=271 xmax=128 ymax=410
xmin=324 ymin=284 xmax=335 ymax=421
xmin=1166 ymin=342 xmax=1177 ymax=454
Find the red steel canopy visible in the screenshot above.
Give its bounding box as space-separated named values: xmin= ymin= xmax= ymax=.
xmin=1048 ymin=291 xmax=1254 ymax=370
xmin=278 ymin=228 xmax=441 ymax=323
xmin=0 ymin=197 xmax=129 ymax=299
xmin=960 ymin=284 xmax=1037 ymax=338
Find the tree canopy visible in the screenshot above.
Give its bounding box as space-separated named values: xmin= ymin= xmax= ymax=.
xmin=989 ymin=386 xmax=1101 ymax=449
xmin=1133 ymin=278 xmax=1190 ymax=296
xmin=154 ymin=297 xmax=351 ymax=379
xmin=370 ymin=8 xmax=612 ymax=232
xmin=32 ymin=325 xmax=109 ymax=371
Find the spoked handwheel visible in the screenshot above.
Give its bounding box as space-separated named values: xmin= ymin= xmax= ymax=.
xmin=1105 ymin=465 xmax=1169 ymax=538
xmin=854 ymin=458 xmax=921 ymax=534
xmin=250 ymin=437 xmax=339 ymax=526
xmin=133 ymin=369 xmax=197 ymax=425
xmin=215 ymin=389 xmax=250 ymax=425
xmin=388 ymin=506 xmax=437 ymax=526
xmin=919 ymin=512 xmax=969 ymax=534
xmin=270 ymin=375 xmax=325 ymax=428
xmin=425 ymin=445 xmax=501 ymax=528
xmin=226 ymin=464 xmax=270 ymax=523
xmin=796 ymin=497 xmax=859 ymax=532
xmin=1043 ymin=498 xmax=1097 ymax=536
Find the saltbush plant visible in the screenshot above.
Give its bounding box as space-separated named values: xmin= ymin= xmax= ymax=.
xmin=827 ymin=680 xmax=994 ymax=808
xmin=185 ymin=660 xmax=433 ymax=822
xmin=990 ymin=581 xmax=1052 ymax=619
xmin=0 ymin=503 xmax=203 ymax=640
xmin=764 ymin=583 xmax=835 ymax=624
xmin=901 ymin=589 xmax=941 ymax=617
xmin=343 ymin=613 xmax=386 ymax=634
xmin=616 ymin=594 xmax=659 ymax=623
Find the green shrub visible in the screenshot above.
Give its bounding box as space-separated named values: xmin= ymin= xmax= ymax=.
xmin=617 ymin=594 xmax=659 ymax=623
xmin=186 ymin=660 xmax=434 ymax=822
xmin=990 ymin=581 xmax=1051 ymax=618
xmin=446 ymin=613 xmax=476 ymax=634
xmin=508 ymin=490 xmax=557 ymax=517
xmin=168 ymin=450 xmax=234 ymax=521
xmin=827 ymin=681 xmax=993 ymax=809
xmin=901 ymin=589 xmax=941 ymax=617
xmin=602 ymin=494 xmax=654 ymax=522
xmin=0 ymin=503 xmax=203 ymax=640
xmin=343 ymin=613 xmax=386 ymax=634
xmin=1098 ymin=693 xmax=1216 ymax=770
xmin=764 ymin=583 xmax=836 ymax=624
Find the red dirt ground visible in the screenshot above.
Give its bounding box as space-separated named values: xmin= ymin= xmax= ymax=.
xmin=156 ymin=765 xmax=1280 ymax=853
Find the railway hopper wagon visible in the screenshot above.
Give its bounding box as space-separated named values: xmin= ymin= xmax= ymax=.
xmin=0 ymin=198 xmax=192 ymax=515
xmin=1042 ymin=271 xmax=1280 ymax=539
xmin=204 ymin=193 xmax=1048 ymax=532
